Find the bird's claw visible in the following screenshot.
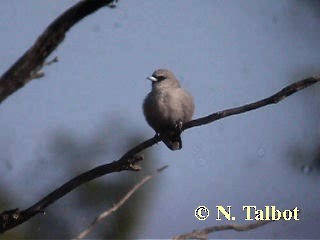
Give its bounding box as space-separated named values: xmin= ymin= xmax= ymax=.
xmin=175 ymin=120 xmax=183 ymax=134
xmin=154 ymin=132 xmax=161 ymax=141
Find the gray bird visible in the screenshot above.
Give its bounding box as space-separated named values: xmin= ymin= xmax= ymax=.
xmin=143 ymin=69 xmax=195 ymax=150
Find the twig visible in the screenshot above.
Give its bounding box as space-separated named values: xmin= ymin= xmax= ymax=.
xmin=0 ymin=76 xmax=318 ymax=233
xmin=75 ymin=165 xmax=168 ymax=239
xmin=0 ymin=0 xmax=115 ymax=104
xmin=44 ymin=56 xmax=58 ymax=66
xmin=28 ymin=56 xmax=59 ymax=81
xmin=28 ymin=71 xmax=45 ymax=80
xmin=172 ymin=220 xmax=273 ymax=240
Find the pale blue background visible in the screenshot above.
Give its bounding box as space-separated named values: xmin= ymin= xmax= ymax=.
xmin=0 ymin=0 xmax=320 ymax=238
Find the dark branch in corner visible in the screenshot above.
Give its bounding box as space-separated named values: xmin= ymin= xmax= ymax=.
xmin=0 ymin=0 xmax=117 ymax=104
xmin=1 ymin=76 xmax=319 ymax=233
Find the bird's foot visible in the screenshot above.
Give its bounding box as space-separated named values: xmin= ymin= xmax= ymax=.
xmin=154 ymin=132 xmax=161 ymax=141
xmin=175 ymin=120 xmax=183 ymax=134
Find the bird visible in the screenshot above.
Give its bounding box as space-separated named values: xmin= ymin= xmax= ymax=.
xmin=143 ymin=69 xmax=194 ymax=150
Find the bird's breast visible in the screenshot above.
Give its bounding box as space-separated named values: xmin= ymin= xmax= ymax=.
xmin=143 ymin=88 xmax=194 ymax=132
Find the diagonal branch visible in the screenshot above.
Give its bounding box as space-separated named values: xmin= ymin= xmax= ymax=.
xmin=0 ymin=138 xmax=157 ymax=233
xmin=183 ymin=76 xmax=319 ymax=130
xmin=0 ymin=0 xmax=116 ymax=104
xmin=75 ymin=165 xmax=168 ymax=240
xmin=172 ymin=220 xmax=273 ymax=240
xmin=0 ymin=75 xmax=319 ymax=233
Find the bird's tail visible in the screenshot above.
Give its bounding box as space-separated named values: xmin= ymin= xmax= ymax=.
xmin=162 ymin=131 xmax=182 ymax=151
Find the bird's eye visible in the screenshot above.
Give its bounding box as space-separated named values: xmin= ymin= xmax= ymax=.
xmin=156 ymin=76 xmax=165 ymax=81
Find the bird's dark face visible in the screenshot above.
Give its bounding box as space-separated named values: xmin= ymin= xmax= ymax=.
xmin=147 ymin=69 xmax=181 ymax=90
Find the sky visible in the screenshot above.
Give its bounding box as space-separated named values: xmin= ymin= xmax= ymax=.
xmin=0 ymin=0 xmax=320 ymax=238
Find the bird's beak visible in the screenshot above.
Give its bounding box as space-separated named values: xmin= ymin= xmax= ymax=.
xmin=147 ymin=76 xmax=158 ymax=82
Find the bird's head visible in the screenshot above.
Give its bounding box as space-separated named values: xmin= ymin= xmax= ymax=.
xmin=147 ymin=69 xmax=181 ymax=90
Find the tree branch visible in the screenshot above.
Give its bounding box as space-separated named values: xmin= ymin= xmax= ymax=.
xmin=172 ymin=220 xmax=273 ymax=240
xmin=75 ymin=165 xmax=168 ymax=239
xmin=183 ymin=76 xmax=319 ymax=130
xmin=0 ymin=76 xmax=318 ymax=233
xmin=0 ymin=0 xmax=117 ymax=104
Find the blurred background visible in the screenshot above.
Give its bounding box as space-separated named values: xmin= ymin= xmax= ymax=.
xmin=0 ymin=0 xmax=320 ymax=238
